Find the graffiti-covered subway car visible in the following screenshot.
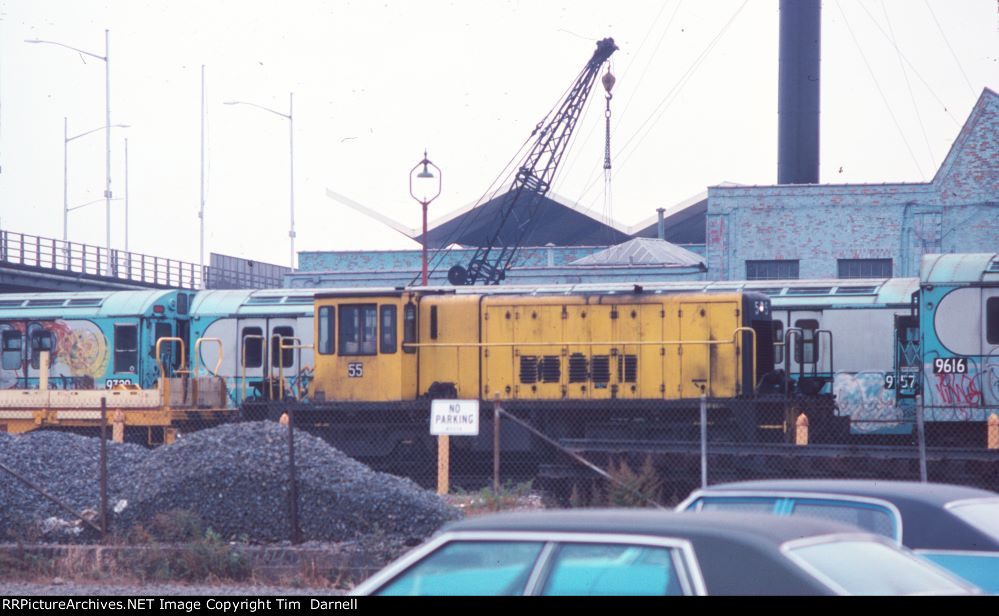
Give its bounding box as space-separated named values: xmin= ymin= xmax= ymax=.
xmin=918 ymin=253 xmax=999 ymax=438
xmin=0 ymin=290 xmax=193 ymax=390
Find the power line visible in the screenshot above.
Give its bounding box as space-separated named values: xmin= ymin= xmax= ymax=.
xmin=923 ymin=0 xmax=977 ymax=98
xmin=575 ymin=0 xmax=749 ymax=210
xmin=855 ymin=1 xmax=962 ymax=126
xmin=837 ymin=0 xmax=925 ymax=179
xmin=880 ymin=0 xmax=935 ymax=172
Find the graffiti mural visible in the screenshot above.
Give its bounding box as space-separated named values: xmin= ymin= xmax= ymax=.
xmin=834 ymin=371 xmax=908 ymax=434
xmin=0 ymin=320 xmax=108 ymax=389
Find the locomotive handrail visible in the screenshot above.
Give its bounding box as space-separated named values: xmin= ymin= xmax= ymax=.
xmin=155 ymin=336 xmax=186 ymax=409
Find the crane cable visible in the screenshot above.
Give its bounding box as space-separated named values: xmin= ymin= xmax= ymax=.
xmin=602 ymin=66 xmax=616 ymax=238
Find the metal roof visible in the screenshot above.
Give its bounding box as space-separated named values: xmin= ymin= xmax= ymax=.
xmin=569 ymin=237 xmax=705 ymax=267
xmin=920 ymin=253 xmax=999 ymax=285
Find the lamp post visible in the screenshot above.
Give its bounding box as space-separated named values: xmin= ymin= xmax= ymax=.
xmin=63 ymin=118 xmax=129 ymax=244
xmin=224 ymin=93 xmax=295 ymax=269
xmin=409 ymin=150 xmax=442 ymax=286
xmin=28 ymin=30 xmax=113 ymax=255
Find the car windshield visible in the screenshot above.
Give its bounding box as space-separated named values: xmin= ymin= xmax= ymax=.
xmin=786 ymin=539 xmax=975 ymax=595
xmin=947 ymin=500 xmax=999 ymax=539
xmin=376 ymin=540 xmax=544 ymax=596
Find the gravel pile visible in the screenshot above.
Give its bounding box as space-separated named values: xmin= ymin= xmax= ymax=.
xmin=0 ymin=423 xmax=459 ymax=544
xmin=0 ymin=430 xmax=148 ymax=541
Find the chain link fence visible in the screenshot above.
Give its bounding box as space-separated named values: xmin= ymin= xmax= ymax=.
xmin=2 ymin=394 xmax=998 ymax=549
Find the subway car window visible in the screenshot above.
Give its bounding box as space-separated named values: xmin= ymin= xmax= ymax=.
xmin=380 ymin=305 xmax=397 ymax=354
xmin=339 ymin=304 xmax=377 ymax=355
xmin=795 ymin=319 xmax=819 ymax=364
xmin=773 ymin=320 xmax=784 ymax=365
xmin=318 ymin=306 xmax=335 ymax=355
xmin=114 ymin=324 xmax=138 ymax=374
xmin=29 ymin=330 xmax=54 ymax=370
xmin=272 ymin=326 xmax=295 ymax=368
xmin=987 ymin=298 xmax=999 ymax=345
xmin=242 ymin=327 xmax=263 ymax=368
xmin=2 ymin=330 xmax=23 ymax=370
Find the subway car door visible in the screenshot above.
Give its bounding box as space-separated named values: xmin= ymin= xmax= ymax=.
xmin=236 ymin=317 xmax=268 ymax=400
xmin=267 ymin=317 xmax=299 ymax=397
xmin=25 ymin=322 xmax=55 ymax=387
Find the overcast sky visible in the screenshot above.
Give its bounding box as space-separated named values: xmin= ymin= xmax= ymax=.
xmin=1 ymin=0 xmax=996 ymax=270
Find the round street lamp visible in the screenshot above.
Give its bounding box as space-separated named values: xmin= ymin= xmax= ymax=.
xmin=409 ymin=150 xmax=442 ymax=286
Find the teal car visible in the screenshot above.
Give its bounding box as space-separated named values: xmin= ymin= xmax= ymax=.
xmin=679 ymin=480 xmax=999 ymax=592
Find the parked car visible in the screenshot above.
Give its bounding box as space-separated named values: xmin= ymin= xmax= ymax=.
xmin=350 ymin=509 xmax=977 ymax=595
xmin=677 ymin=479 xmax=999 ymax=592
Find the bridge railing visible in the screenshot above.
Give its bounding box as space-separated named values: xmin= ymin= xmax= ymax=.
xmin=0 ymin=229 xmax=283 ymax=290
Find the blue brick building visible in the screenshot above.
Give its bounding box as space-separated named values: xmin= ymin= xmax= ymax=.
xmin=705 ymin=88 xmax=998 ymax=281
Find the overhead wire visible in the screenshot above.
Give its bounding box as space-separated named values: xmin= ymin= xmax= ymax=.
xmin=923 ymin=0 xmax=977 ymax=98
xmin=411 ymin=65 xmax=589 ymax=286
xmin=879 ymin=0 xmax=936 ymax=172
xmin=574 ymin=0 xmax=749 ymax=210
xmin=836 ymin=0 xmax=925 ymax=179
xmin=854 ymin=1 xmax=962 ymax=126
xmin=557 ymin=0 xmax=678 ymax=187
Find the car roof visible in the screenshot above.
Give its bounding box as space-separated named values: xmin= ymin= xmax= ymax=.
xmin=444 ymin=508 xmax=862 ymax=543
xmin=688 ymin=480 xmax=999 ymax=550
xmin=438 ymin=510 xmax=891 ymax=595
xmin=700 ymin=479 xmax=997 ymax=505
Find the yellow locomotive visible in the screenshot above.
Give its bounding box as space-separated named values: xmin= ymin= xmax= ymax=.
xmin=310 ymin=285 xmax=774 ymax=406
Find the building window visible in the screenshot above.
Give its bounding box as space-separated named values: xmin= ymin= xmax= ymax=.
xmin=746 ymin=260 xmax=799 ymax=280
xmin=838 ymin=258 xmax=892 ymax=279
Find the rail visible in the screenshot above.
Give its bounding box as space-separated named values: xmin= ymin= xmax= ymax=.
xmin=0 ymin=228 xmax=284 ymax=289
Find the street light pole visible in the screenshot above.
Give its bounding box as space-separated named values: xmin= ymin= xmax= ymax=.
xmin=63 ymin=119 xmax=129 ymax=245
xmin=223 ymin=93 xmax=295 ymax=269
xmin=27 ymin=30 xmax=113 ymax=256
xmin=409 ymin=150 xmax=442 ymax=286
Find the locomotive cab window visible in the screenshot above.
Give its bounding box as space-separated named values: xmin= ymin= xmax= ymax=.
xmin=380 ymin=305 xmax=397 ymax=354
xmin=339 ymin=304 xmax=377 ymax=356
xmin=272 ymin=326 xmax=295 ymax=368
xmin=403 ymin=303 xmax=416 ymax=354
xmin=242 ymin=326 xmax=263 ymax=368
xmin=2 ymin=330 xmax=22 ymax=370
xmin=29 ymin=330 xmax=54 ymax=369
xmin=114 ymin=324 xmax=138 ymax=374
xmin=318 ymin=306 xmax=335 ymax=355
xmin=794 ymin=319 xmax=819 ymax=364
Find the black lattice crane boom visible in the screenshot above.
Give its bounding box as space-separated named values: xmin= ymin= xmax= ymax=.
xmin=447 ymin=37 xmax=618 ymax=286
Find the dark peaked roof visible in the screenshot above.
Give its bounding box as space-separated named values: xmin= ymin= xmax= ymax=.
xmin=423 ymin=191 xmax=630 ymax=249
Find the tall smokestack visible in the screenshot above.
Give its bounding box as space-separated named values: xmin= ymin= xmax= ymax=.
xmin=778 ymin=0 xmax=821 ymax=184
